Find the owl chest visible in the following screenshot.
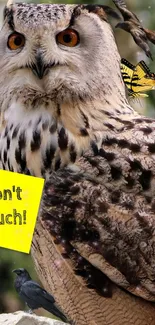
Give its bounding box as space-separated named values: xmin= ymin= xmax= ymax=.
xmin=0 ymin=117 xmax=62 ymax=178
xmin=0 ymin=110 xmax=84 ymax=179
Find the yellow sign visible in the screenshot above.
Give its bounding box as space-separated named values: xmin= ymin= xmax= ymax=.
xmin=0 ymin=170 xmax=44 ymax=253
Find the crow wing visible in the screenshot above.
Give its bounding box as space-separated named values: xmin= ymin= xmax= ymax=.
xmin=20 ymin=280 xmax=55 ymax=309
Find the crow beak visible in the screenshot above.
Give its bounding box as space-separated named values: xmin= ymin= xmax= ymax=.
xmin=32 ymin=50 xmax=48 ymax=79
xmin=12 ymin=269 xmax=18 ymax=274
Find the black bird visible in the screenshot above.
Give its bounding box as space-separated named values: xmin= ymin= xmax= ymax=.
xmin=12 ymin=268 xmax=68 ymax=323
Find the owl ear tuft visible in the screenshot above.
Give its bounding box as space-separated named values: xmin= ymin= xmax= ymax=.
xmin=3 ymin=0 xmax=14 ymax=29
xmin=82 ymin=5 xmax=120 ymax=21
xmin=6 ymin=0 xmax=13 ymax=8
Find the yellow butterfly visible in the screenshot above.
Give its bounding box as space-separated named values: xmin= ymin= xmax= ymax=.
xmin=121 ymin=58 xmax=155 ymax=98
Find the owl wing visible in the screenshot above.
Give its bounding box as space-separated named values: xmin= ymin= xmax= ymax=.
xmin=42 ymin=114 xmax=155 ymax=302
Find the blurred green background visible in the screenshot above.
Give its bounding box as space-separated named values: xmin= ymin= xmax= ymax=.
xmin=0 ymin=0 xmax=155 ymax=318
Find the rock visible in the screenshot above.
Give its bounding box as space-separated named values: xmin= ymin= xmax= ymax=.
xmin=0 ymin=311 xmax=67 ymax=325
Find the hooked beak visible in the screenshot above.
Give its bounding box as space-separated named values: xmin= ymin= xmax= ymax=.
xmin=32 ymin=50 xmax=49 ymax=79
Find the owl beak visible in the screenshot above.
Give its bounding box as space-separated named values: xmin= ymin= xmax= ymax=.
xmin=32 ymin=51 xmax=47 ymax=79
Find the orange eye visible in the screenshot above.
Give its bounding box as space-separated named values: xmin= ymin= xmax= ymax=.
xmin=56 ymin=29 xmax=79 ymax=47
xmin=7 ymin=33 xmax=25 ymax=50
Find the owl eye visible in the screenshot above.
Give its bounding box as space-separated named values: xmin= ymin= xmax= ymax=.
xmin=56 ymin=29 xmax=79 ymax=47
xmin=7 ymin=33 xmax=25 ymax=50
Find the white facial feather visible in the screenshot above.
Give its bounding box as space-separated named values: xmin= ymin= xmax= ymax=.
xmin=0 ymin=3 xmax=125 ymax=110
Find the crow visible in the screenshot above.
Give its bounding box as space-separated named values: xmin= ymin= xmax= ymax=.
xmin=12 ymin=268 xmax=68 ymax=323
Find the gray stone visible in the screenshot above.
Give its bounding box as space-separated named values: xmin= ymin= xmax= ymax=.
xmin=0 ymin=311 xmax=67 ymax=325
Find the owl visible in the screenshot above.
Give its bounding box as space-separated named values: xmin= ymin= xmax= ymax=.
xmin=1 ymin=2 xmax=155 ymax=325
xmin=0 ymin=1 xmax=129 ymax=179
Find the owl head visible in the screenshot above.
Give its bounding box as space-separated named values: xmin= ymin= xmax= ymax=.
xmin=0 ymin=1 xmax=123 ymax=110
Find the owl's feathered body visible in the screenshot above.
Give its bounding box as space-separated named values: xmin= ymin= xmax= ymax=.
xmin=1 ymin=3 xmax=155 ymax=324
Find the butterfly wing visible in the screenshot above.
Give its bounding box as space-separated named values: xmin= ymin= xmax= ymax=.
xmin=128 ymin=90 xmax=148 ymax=98
xmin=133 ymin=61 xmax=155 ymax=92
xmin=120 ymin=59 xmax=143 ymax=97
xmin=121 ymin=59 xmax=135 ymax=93
xmin=121 ymin=58 xmax=155 ymax=98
